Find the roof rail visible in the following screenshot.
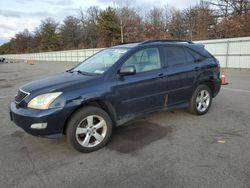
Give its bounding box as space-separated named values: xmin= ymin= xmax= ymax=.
xmin=117 ymin=41 xmax=142 ymax=45
xmin=140 ymin=39 xmax=194 ymax=44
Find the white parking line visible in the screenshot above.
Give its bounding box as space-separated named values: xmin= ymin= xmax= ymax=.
xmin=222 ymin=87 xmax=250 ymax=93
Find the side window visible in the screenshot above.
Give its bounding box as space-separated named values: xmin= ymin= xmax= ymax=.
xmin=185 ymin=48 xmax=204 ymax=61
xmin=184 ymin=48 xmax=196 ymax=63
xmin=123 ymin=48 xmax=161 ymax=73
xmin=164 ymin=46 xmax=196 ymax=66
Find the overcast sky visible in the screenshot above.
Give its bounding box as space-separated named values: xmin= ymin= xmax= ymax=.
xmin=0 ymin=0 xmax=199 ymax=45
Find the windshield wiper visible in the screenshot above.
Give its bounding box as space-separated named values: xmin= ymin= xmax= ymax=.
xmin=66 ymin=69 xmax=98 ymax=76
xmin=66 ymin=69 xmax=74 ymax=73
xmin=76 ymin=70 xmax=88 ymax=75
xmin=76 ymin=70 xmax=97 ymax=76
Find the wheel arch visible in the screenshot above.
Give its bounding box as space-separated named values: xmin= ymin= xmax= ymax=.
xmin=63 ymin=98 xmax=117 ymax=134
xmin=194 ymin=69 xmax=216 ymax=96
xmin=188 ymin=82 xmax=213 ymax=115
xmin=193 ymin=78 xmax=215 ymax=97
xmin=202 ymin=80 xmax=214 ymax=96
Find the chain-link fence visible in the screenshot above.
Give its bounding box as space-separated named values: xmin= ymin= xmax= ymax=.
xmin=1 ymin=37 xmax=250 ymax=68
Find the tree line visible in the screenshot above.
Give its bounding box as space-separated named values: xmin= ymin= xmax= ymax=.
xmin=0 ymin=0 xmax=249 ymax=54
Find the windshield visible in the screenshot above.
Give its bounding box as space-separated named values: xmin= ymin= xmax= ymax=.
xmin=73 ymin=48 xmax=128 ymax=74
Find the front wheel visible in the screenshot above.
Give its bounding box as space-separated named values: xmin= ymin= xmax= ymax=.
xmin=66 ymin=106 xmax=112 ymax=153
xmin=188 ymin=85 xmax=212 ymax=115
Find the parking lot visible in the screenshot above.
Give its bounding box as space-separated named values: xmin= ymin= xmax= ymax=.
xmin=0 ymin=61 xmax=250 ymax=188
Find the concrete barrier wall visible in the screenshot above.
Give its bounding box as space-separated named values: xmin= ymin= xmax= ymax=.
xmin=1 ymin=37 xmax=250 ymax=68
xmin=1 ymin=48 xmax=103 ymax=63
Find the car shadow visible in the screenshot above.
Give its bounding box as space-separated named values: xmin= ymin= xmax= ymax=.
xmin=107 ymin=120 xmax=173 ymax=154
xmin=10 ymin=120 xmax=173 ymax=155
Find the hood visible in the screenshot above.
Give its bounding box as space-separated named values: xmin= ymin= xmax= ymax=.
xmin=21 ymin=72 xmax=97 ymax=94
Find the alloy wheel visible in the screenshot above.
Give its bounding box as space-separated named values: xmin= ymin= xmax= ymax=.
xmin=75 ymin=115 xmax=107 ymax=148
xmin=196 ymin=90 xmax=210 ymax=112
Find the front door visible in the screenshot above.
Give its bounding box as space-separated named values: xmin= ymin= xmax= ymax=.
xmin=114 ymin=47 xmax=168 ymax=120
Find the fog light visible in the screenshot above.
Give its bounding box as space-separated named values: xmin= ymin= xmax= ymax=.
xmin=30 ymin=123 xmax=47 ymax=129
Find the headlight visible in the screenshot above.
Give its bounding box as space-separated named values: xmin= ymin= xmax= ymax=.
xmin=27 ymin=92 xmax=62 ymax=110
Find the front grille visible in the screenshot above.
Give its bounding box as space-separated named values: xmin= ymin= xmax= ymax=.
xmin=15 ymin=89 xmax=29 ymax=103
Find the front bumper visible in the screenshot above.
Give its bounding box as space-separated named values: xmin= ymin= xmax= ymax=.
xmin=10 ymin=102 xmax=68 ymax=138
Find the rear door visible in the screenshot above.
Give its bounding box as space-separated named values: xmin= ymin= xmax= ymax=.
xmin=163 ymin=45 xmax=201 ymax=106
xmin=114 ymin=47 xmax=168 ymax=119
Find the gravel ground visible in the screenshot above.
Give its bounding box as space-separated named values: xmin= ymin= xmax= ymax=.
xmin=0 ymin=61 xmax=250 ymax=188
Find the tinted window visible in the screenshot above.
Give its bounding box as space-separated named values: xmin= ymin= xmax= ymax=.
xmin=184 ymin=48 xmax=196 ymax=63
xmin=123 ymin=48 xmax=161 ymax=73
xmin=164 ymin=46 xmax=195 ymax=66
xmin=186 ymin=48 xmax=204 ymax=61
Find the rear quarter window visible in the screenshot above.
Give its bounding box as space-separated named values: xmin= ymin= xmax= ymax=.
xmin=188 ymin=45 xmax=213 ymax=58
xmin=185 ymin=48 xmax=205 ymax=61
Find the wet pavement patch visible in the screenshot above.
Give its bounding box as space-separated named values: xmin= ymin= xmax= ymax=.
xmin=11 ymin=130 xmax=25 ymax=138
xmin=107 ymin=121 xmax=173 ymax=154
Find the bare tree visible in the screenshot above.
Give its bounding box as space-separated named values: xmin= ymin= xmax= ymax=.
xmin=163 ymin=5 xmax=173 ymax=33
xmin=116 ymin=7 xmax=143 ymax=43
xmin=205 ymin=0 xmax=250 ymax=17
xmin=147 ymin=7 xmax=165 ymax=32
xmin=230 ymin=0 xmax=250 ymax=16
xmin=78 ymin=6 xmax=100 ymax=48
xmin=204 ymin=0 xmax=232 ymax=17
xmin=168 ymin=9 xmax=186 ymax=39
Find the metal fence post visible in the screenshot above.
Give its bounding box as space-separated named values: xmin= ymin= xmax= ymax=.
xmin=77 ymin=50 xmax=79 ymax=62
xmin=225 ymin=41 xmax=230 ymax=68
xmin=70 ymin=50 xmax=72 ymax=62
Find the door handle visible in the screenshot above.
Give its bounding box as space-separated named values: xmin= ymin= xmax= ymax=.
xmin=158 ymin=73 xmax=167 ymax=79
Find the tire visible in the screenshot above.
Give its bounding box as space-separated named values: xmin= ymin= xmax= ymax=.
xmin=188 ymin=84 xmax=212 ymax=115
xmin=66 ymin=106 xmax=112 ymax=153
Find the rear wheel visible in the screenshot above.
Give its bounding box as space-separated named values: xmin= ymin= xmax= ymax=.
xmin=66 ymin=106 xmax=112 ymax=153
xmin=188 ymin=85 xmax=212 ymax=115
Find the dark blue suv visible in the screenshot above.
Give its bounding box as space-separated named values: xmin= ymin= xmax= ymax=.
xmin=10 ymin=40 xmax=221 ymax=152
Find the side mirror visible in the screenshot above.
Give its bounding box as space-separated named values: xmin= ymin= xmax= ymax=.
xmin=118 ymin=66 xmax=136 ymax=76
